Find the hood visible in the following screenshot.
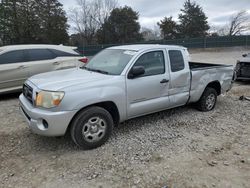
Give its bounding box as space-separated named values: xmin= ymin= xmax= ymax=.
xmin=28 ymin=68 xmax=113 ymax=91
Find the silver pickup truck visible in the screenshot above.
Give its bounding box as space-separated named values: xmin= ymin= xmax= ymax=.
xmin=19 ymin=45 xmax=234 ymax=149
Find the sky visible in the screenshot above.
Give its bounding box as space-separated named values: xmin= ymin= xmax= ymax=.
xmin=59 ymin=0 xmax=250 ymax=33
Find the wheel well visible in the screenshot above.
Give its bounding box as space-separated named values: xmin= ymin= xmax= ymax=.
xmin=90 ymin=101 xmax=120 ymax=126
xmin=66 ymin=101 xmax=120 ymax=135
xmin=206 ymin=81 xmax=221 ymax=95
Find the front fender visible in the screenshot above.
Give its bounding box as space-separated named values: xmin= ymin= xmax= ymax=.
xmin=59 ymin=86 xmax=127 ymax=122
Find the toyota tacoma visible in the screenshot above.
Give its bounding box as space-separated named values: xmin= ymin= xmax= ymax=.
xmin=19 ymin=45 xmax=234 ymax=149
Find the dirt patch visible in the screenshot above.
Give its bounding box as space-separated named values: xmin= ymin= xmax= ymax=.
xmin=190 ymin=46 xmax=250 ymax=65
xmin=0 ymin=49 xmax=250 ymax=188
xmin=0 ymin=84 xmax=249 ymax=188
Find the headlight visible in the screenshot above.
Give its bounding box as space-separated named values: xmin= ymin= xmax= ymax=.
xmin=35 ymin=91 xmax=64 ymax=108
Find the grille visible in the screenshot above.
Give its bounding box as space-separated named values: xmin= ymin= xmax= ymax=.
xmin=23 ymin=84 xmax=33 ymax=104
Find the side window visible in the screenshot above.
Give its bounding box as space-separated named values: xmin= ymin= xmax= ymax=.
xmin=133 ymin=51 xmax=165 ymax=76
xmin=0 ymin=50 xmax=25 ymax=64
xmin=50 ymin=49 xmax=79 ymax=57
xmin=169 ymin=50 xmax=185 ymax=72
xmin=26 ymin=49 xmax=56 ymax=61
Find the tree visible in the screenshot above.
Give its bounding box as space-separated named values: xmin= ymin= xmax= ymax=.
xmin=227 ymin=10 xmax=250 ymax=36
xmin=0 ymin=0 xmax=69 ymax=45
xmin=19 ymin=0 xmax=41 ymax=43
xmin=36 ymin=0 xmax=69 ymax=44
xmin=213 ymin=10 xmax=250 ymax=36
xmin=178 ymin=0 xmax=209 ymax=38
xmin=0 ymin=1 xmax=9 ymax=45
xmin=69 ymin=33 xmax=82 ymax=46
xmin=69 ymin=0 xmax=118 ymax=45
xmin=141 ymin=26 xmax=162 ymax=41
xmin=94 ymin=0 xmax=118 ymax=25
xmin=97 ymin=6 xmax=142 ymax=44
xmin=157 ymin=16 xmax=178 ymax=39
xmin=0 ymin=0 xmax=23 ymax=45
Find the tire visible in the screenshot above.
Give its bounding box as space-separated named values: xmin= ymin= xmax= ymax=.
xmin=70 ymin=106 xmax=114 ymax=149
xmin=196 ymin=87 xmax=217 ymax=112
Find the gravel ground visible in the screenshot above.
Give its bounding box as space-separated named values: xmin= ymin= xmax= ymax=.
xmin=190 ymin=46 xmax=250 ymax=65
xmin=0 ymin=48 xmax=250 ymax=188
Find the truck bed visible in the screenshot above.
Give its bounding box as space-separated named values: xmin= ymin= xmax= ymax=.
xmin=188 ymin=61 xmax=234 ymax=104
xmin=189 ymin=62 xmax=232 ymax=70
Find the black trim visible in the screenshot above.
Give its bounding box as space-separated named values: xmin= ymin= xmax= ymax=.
xmin=23 ymin=84 xmax=33 ymax=104
xmin=21 ymin=106 xmax=31 ymax=121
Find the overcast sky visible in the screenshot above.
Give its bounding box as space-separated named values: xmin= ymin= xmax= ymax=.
xmin=59 ymin=0 xmax=250 ymax=32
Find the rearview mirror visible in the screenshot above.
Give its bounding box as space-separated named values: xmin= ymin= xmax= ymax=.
xmin=128 ymin=66 xmax=145 ymax=79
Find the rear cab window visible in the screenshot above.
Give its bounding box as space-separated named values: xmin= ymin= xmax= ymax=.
xmin=169 ymin=50 xmax=185 ymax=72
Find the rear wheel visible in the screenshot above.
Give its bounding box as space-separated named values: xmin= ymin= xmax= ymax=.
xmin=70 ymin=106 xmax=114 ymax=149
xmin=196 ymin=87 xmax=217 ymax=112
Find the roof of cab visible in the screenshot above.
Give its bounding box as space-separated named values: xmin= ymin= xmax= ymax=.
xmin=108 ymin=44 xmax=186 ymax=51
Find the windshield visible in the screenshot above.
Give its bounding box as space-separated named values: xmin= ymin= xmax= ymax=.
xmin=84 ymin=49 xmax=136 ymax=75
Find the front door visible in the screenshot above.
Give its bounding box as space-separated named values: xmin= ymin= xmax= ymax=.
xmin=126 ymin=50 xmax=170 ymax=118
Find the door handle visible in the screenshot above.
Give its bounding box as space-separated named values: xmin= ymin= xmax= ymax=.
xmin=160 ymin=79 xmax=169 ymax=84
xmin=53 ymin=62 xmax=60 ymax=65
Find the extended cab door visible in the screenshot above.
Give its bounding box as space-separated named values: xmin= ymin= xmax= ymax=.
xmin=126 ymin=50 xmax=170 ymax=118
xmin=167 ymin=49 xmax=191 ymax=107
xmin=0 ymin=50 xmax=29 ymax=91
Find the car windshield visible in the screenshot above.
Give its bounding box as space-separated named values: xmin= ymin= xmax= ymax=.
xmin=84 ymin=49 xmax=136 ymax=75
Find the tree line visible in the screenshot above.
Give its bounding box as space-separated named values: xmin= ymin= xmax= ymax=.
xmin=0 ymin=0 xmax=249 ymax=46
xmin=0 ymin=0 xmax=68 ymax=45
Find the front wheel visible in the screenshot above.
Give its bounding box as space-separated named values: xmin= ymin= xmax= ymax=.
xmin=196 ymin=87 xmax=217 ymax=112
xmin=70 ymin=106 xmax=114 ymax=149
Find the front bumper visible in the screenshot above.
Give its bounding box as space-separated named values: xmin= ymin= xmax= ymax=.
xmin=19 ymin=94 xmax=77 ymax=136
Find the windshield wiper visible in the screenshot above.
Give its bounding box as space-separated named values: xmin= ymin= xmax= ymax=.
xmin=80 ymin=66 xmax=109 ymax=75
xmin=92 ymin=69 xmax=109 ymax=75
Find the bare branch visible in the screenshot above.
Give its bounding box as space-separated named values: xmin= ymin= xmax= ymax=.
xmin=68 ymin=0 xmax=118 ymax=45
xmin=228 ymin=10 xmax=250 ymax=36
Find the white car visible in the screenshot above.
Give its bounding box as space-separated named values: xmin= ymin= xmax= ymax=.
xmin=0 ymin=44 xmax=84 ymax=94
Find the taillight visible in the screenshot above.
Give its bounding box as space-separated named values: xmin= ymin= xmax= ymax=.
xmin=79 ymin=56 xmax=88 ymax=63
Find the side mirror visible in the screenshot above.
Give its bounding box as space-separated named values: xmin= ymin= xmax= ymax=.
xmin=242 ymin=54 xmax=247 ymax=57
xmin=128 ymin=66 xmax=145 ymax=79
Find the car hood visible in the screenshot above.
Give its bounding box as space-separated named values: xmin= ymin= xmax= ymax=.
xmin=28 ymin=68 xmax=114 ymax=91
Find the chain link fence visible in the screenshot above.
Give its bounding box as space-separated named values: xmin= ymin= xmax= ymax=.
xmin=78 ymin=35 xmax=250 ymax=56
